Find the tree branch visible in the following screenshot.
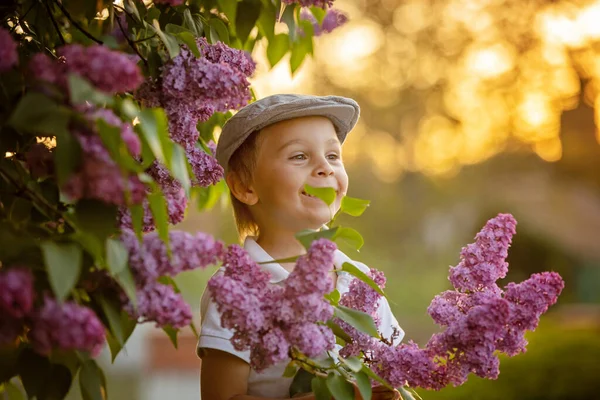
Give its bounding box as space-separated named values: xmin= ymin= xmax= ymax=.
xmin=43 ymin=0 xmax=65 ymax=45
xmin=115 ymin=11 xmax=148 ymax=66
xmin=52 ymin=0 xmax=103 ymax=44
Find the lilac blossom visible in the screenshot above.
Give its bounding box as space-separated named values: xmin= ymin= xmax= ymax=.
xmin=209 ymin=239 xmax=337 ymax=371
xmin=29 ymin=297 xmax=105 ymax=357
xmin=124 ymin=282 xmax=192 ymax=329
xmin=300 ymin=9 xmax=348 ymax=36
xmin=0 ymin=27 xmax=18 ymax=72
xmin=0 ymin=268 xmax=35 ymax=319
xmin=283 ymin=0 xmax=333 ymax=8
xmin=187 ymin=147 xmax=224 ymax=187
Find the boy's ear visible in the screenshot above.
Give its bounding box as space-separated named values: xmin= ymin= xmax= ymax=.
xmin=226 ymin=172 xmax=258 ymax=206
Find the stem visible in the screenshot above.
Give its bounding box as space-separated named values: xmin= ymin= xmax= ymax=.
xmin=52 ymin=0 xmax=103 ymax=44
xmin=115 ymin=11 xmax=147 ymax=66
xmin=43 ymin=0 xmax=65 ymax=45
xmin=10 ymin=1 xmax=36 ymax=33
xmin=133 ymin=34 xmax=157 ymax=43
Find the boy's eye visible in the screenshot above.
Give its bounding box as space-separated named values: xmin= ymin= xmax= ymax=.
xmin=290 ymin=154 xmax=307 ymax=160
xmin=327 ymin=153 xmax=340 ymax=160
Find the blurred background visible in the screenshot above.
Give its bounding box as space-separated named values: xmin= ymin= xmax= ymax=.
xmin=86 ymin=0 xmax=600 ymax=399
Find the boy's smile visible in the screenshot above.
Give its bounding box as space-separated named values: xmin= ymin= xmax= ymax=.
xmin=247 ymin=116 xmax=349 ymax=236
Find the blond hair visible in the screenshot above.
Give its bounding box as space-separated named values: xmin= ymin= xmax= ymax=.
xmin=227 ymin=131 xmax=261 ymax=240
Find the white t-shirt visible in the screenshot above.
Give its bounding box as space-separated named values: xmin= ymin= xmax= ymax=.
xmin=197 ymin=238 xmax=404 ymax=398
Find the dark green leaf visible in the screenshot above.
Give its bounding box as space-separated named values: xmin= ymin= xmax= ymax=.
xmin=209 ymin=18 xmax=230 ymax=45
xmin=326 ymin=320 xmax=351 ymax=343
xmin=98 ymin=295 xmax=126 ymax=344
xmin=79 ymin=360 xmax=105 ymax=400
xmin=282 ymin=361 xmax=298 ymax=378
xmin=183 ymin=9 xmax=203 ymax=36
xmin=53 ymin=128 xmax=82 ymax=186
xmin=137 ymin=108 xmax=173 ymax=167
xmin=8 ymin=93 xmax=70 ymax=136
xmin=106 ymin=312 xmax=137 ymax=362
xmin=38 ymin=364 xmax=72 ymax=400
xmin=74 ymin=199 xmax=119 ymax=244
xmin=9 ymin=198 xmax=32 ymax=225
xmin=68 ymin=74 xmax=114 ymax=106
xmin=266 ymin=34 xmax=289 ymax=67
xmin=340 ymin=356 xmax=363 ymax=373
xmin=174 ymin=31 xmax=201 ymax=57
xmin=280 ymin=4 xmax=297 ymax=42
xmin=0 ymin=346 xmax=20 ymax=384
xmin=304 ymin=184 xmax=336 ymax=206
xmin=289 ymin=369 xmax=315 ymax=398
xmin=360 ymin=364 xmax=392 ymax=390
xmin=148 ymin=191 xmax=169 ymax=247
xmin=326 ymin=373 xmax=354 ymax=400
xmin=334 ymin=227 xmax=364 ymax=251
xmin=41 ymin=241 xmax=83 ymax=301
xmin=114 ymin=267 xmax=137 ymax=308
xmin=106 ymin=238 xmax=128 ymax=275
xmin=398 ymin=387 xmax=417 ymax=400
xmin=129 ymin=203 xmax=145 ymax=241
xmin=71 ymin=232 xmax=104 ymax=265
xmin=236 ymin=0 xmax=262 ymax=44
xmin=170 ymin=143 xmax=191 ymax=196
xmin=340 ymin=196 xmax=370 ymax=217
xmin=151 ymin=20 xmax=180 ymax=58
xmin=354 ymin=371 xmax=372 ymax=400
xmin=341 ymin=262 xmax=385 ymax=297
xmin=311 ymin=376 xmax=332 ymax=400
xmin=256 ymin=0 xmax=276 ymax=39
xmin=163 ymin=325 xmax=178 ymax=348
xmin=96 ymin=120 xmax=143 ymax=173
xmin=17 ymin=349 xmax=51 ymax=398
xmin=295 ymin=227 xmax=339 ymax=250
xmin=334 ymin=305 xmax=380 ymax=338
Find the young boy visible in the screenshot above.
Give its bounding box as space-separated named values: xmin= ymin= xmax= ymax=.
xmin=197 ymin=94 xmax=403 ymax=400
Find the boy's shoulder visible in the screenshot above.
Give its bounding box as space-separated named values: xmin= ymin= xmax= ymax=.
xmin=333 ymin=249 xmax=371 ymax=274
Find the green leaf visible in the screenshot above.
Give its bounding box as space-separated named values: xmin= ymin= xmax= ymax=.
xmin=39 ymin=364 xmax=72 ymax=400
xmin=8 ymin=93 xmax=70 ymax=136
xmin=326 ymin=373 xmax=354 ymax=400
xmin=98 ymin=295 xmax=126 ymax=344
xmin=236 ymin=0 xmax=262 ymax=44
xmin=172 ymin=268 xmax=211 ymax=310
xmin=304 ymin=184 xmax=336 ymax=206
xmin=398 ymin=387 xmax=418 ymax=400
xmin=282 ymin=361 xmax=298 ymax=378
xmin=74 ymin=199 xmax=119 ymax=244
xmin=148 ymin=191 xmax=169 ymax=248
xmin=218 ymin=0 xmax=237 ymax=33
xmin=41 ymin=241 xmax=83 ymax=301
xmin=334 ymin=305 xmax=380 ymax=338
xmin=326 ymin=320 xmax=351 ymax=343
xmin=114 ymin=267 xmax=137 ymax=308
xmin=151 ymin=19 xmax=180 ymax=58
xmin=163 ymin=325 xmax=179 ymax=348
xmin=339 ymin=356 xmax=363 ymax=373
xmin=105 ymin=311 xmax=137 ymax=362
xmin=289 ymin=369 xmax=315 ymax=398
xmin=124 ymin=0 xmax=141 ymax=22
xmin=334 ymin=227 xmax=364 ymax=251
xmin=256 ymin=0 xmax=276 ymax=39
xmin=106 ymin=238 xmax=128 ymax=275
xmin=17 ymin=349 xmax=51 ymax=398
xmin=4 ymin=381 xmax=24 ymax=400
xmin=68 ymin=74 xmax=114 ymax=106
xmin=53 ymin=129 xmax=82 ymax=186
xmin=0 ymin=346 xmax=20 ymax=384
xmin=175 ymin=31 xmax=201 ymax=57
xmin=360 ymin=364 xmax=392 ymax=390
xmin=96 ymin=119 xmax=143 ymax=173
xmin=208 ymin=18 xmax=230 ymax=45
xmin=266 ymin=33 xmax=289 ymax=67
xmin=196 ymin=181 xmax=225 ymax=211
xmin=170 ymin=143 xmax=191 ymax=197
xmin=353 ymin=371 xmax=372 ymax=400
xmin=280 ymin=4 xmax=297 ymax=42
xmin=295 ymin=227 xmax=339 ymax=250
xmin=324 ymin=289 xmax=341 ymax=305
xmin=340 ymin=196 xmax=370 ymax=217
xmin=79 ymin=360 xmax=106 ymax=400
xmin=290 ymin=20 xmax=313 ymax=74
xmin=183 ymin=9 xmax=203 ymax=36
xmin=137 ymin=108 xmax=173 ymax=167
xmin=129 ymin=203 xmax=145 ymax=240
xmin=309 ymin=7 xmax=327 ymax=24
xmin=341 ymin=262 xmax=385 ymax=297
xmin=311 ymin=376 xmax=332 ymax=400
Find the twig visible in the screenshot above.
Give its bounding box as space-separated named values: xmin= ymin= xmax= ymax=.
xmin=10 ymin=1 xmax=36 ymax=33
xmin=52 ymin=0 xmax=103 ymax=44
xmin=43 ymin=0 xmax=65 ymax=45
xmin=133 ymin=34 xmax=156 ymax=43
xmin=115 ymin=12 xmax=147 ymax=66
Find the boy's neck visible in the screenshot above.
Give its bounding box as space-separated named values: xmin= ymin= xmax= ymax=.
xmin=256 ymin=230 xmax=307 ymax=272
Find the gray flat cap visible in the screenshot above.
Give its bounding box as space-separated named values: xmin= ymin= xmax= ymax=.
xmin=216 ymin=93 xmax=360 ymax=172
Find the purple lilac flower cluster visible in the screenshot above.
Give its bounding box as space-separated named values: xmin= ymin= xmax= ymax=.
xmin=0 ymin=268 xmax=107 ymax=356
xmin=337 ymin=213 xmax=564 ymax=390
xmin=30 ymin=44 xmax=143 ymax=94
xmin=0 ymin=27 xmax=18 ymax=72
xmin=300 ymin=9 xmax=348 ymax=36
xmin=283 ymin=0 xmax=333 ymax=8
xmin=118 ymin=161 xmax=188 ymax=232
xmin=208 ymin=239 xmax=337 ymax=371
xmin=0 ymin=268 xmax=34 ymax=345
xmin=119 ymin=229 xmax=224 ymax=328
xmin=136 ymin=38 xmax=256 ymax=188
xmin=62 ymin=107 xmax=146 ymax=206
xmin=29 ymin=296 xmax=106 ymax=357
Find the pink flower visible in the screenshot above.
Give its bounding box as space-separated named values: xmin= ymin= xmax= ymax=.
xmin=124 ymin=282 xmax=192 ymax=329
xmin=0 ymin=268 xmax=35 ymax=319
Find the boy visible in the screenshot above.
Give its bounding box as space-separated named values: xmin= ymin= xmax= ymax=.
xmin=197 ymin=94 xmax=403 ymax=400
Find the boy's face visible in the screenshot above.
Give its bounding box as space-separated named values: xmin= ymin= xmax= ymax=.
xmin=248 ymin=116 xmax=349 ymax=234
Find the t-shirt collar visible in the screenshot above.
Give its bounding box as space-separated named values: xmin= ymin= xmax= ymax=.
xmin=243 ymin=237 xmax=290 ymax=284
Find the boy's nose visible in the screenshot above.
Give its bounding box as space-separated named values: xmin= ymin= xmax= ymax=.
xmin=315 ymin=162 xmax=335 ymax=177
